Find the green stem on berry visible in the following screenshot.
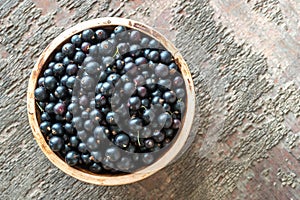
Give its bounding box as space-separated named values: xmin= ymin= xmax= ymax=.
xmin=113 ymin=47 xmax=120 ymax=58
xmin=36 ymin=102 xmax=44 ymax=112
xmin=137 ymin=131 xmax=141 ymax=146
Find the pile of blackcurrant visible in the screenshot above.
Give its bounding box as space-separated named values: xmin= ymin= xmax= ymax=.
xmin=34 ymin=25 xmax=186 ymax=174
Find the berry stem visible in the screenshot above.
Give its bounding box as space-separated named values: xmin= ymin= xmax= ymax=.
xmin=137 ymin=131 xmax=141 ymax=146
xmin=36 ymin=102 xmax=44 ymax=112
xmin=113 ymin=47 xmax=120 ymax=58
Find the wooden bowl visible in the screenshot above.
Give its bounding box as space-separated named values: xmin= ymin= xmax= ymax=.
xmin=27 ymin=17 xmax=195 ymax=185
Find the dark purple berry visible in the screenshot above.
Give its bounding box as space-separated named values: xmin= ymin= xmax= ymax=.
xmin=81 ymin=42 xmax=91 ymax=53
xmin=173 ymin=76 xmax=184 ymax=87
xmin=78 ymin=142 xmax=88 ymax=153
xmin=53 ymin=102 xmax=66 ymax=115
xmin=172 ymin=119 xmax=181 ymax=129
xmin=144 ymin=139 xmax=155 ymax=149
xmin=155 ymin=63 xmax=169 ymax=78
xmin=130 ymin=30 xmax=141 ymax=43
xmin=137 ymin=86 xmax=147 ymax=98
xmin=69 ymin=136 xmax=79 ymax=148
xmin=81 ymin=154 xmax=92 ymax=165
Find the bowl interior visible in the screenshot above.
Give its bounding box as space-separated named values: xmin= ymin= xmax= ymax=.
xmin=27 ymin=17 xmax=195 ymax=185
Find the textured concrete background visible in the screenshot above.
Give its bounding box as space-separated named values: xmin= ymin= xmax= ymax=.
xmin=1 ymin=0 xmax=300 ymax=199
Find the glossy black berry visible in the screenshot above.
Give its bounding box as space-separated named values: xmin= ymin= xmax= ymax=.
xmin=64 ymin=123 xmax=75 ymax=135
xmin=51 ymin=123 xmax=65 ymax=136
xmin=40 ymin=121 xmax=52 ymax=135
xmin=38 ymin=77 xmax=45 ymax=86
xmin=85 ymin=61 xmax=100 ymax=75
xmin=81 ymin=154 xmax=92 ymax=165
xmin=45 ymin=102 xmax=55 ymax=114
xmin=65 ymin=151 xmax=80 ymax=166
xmin=114 ymin=26 xmax=126 ymax=34
xmin=106 ymin=112 xmax=118 ymax=125
xmin=49 ymin=136 xmax=64 ymax=151
xmin=73 ymin=51 xmax=86 ymax=64
xmin=71 ymin=34 xmax=82 ymax=47
xmin=34 ymin=87 xmax=49 ymax=102
xmin=81 ymin=42 xmax=91 ymax=53
xmin=163 ymin=91 xmax=177 ymax=103
xmin=148 ymin=50 xmax=159 ymax=62
xmin=53 ymin=63 xmax=65 ymax=77
xmin=114 ymin=133 xmax=130 ymax=148
xmin=95 ymin=29 xmax=107 ymax=41
xmin=144 ymin=139 xmax=155 ymax=149
xmin=105 ymin=147 xmax=121 ymax=162
xmin=80 ymin=76 xmax=95 ymax=91
xmin=160 ymin=51 xmax=172 ymax=64
xmin=128 ymin=96 xmax=141 ymax=110
xmin=82 ymin=29 xmax=95 ymax=42
xmin=41 ymin=112 xmax=51 ymax=121
xmin=89 ymin=163 xmax=102 ymax=173
xmin=54 ymin=86 xmax=68 ymax=100
xmin=43 ymin=68 xmax=53 ymax=77
xmin=62 ymin=43 xmax=76 ymax=58
xmin=54 ymin=52 xmax=64 ymax=62
xmin=69 ymin=136 xmax=79 ymax=148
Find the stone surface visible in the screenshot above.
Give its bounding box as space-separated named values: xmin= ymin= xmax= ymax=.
xmin=0 ymin=0 xmax=300 ymax=199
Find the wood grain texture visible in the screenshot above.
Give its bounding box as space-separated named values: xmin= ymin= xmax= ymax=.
xmin=0 ymin=0 xmax=299 ymax=199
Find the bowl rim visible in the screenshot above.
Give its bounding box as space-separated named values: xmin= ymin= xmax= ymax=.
xmin=27 ymin=17 xmax=195 ymax=186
